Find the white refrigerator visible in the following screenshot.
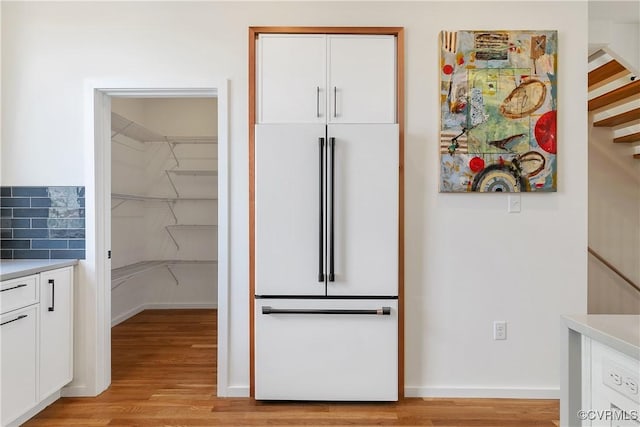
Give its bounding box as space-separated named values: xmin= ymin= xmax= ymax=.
xmin=254 ymin=123 xmax=399 ymax=401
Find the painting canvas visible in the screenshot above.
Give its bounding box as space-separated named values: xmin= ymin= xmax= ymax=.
xmin=439 ymin=30 xmax=557 ymax=192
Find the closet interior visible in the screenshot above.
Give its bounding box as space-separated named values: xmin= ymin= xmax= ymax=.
xmin=110 ymin=98 xmax=218 ymax=325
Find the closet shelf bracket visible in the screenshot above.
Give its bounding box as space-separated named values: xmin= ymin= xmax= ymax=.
xmin=111 ymin=199 xmax=128 ymax=211
xmin=166 ymin=138 xmax=180 ymax=168
xmin=165 ymin=226 xmax=181 ymax=250
xmin=166 ymin=264 xmax=179 ymax=286
xmin=166 ymin=200 xmax=178 ymax=224
xmin=165 ymin=170 xmax=181 ymax=198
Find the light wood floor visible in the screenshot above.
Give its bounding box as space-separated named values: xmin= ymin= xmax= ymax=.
xmin=25 ymin=309 xmax=559 ymax=426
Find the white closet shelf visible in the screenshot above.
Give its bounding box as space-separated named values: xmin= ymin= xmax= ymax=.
xmin=111 ymin=260 xmax=217 ymax=289
xmin=165 ymin=136 xmax=218 ymax=145
xmin=111 ymin=112 xmax=217 ymax=145
xmin=111 ymin=193 xmax=216 ymax=211
xmin=164 ymin=225 xmax=217 ymax=250
xmin=166 ymin=169 xmax=218 ymax=176
xmin=111 ymin=193 xmax=217 ymax=202
xmin=164 ymin=170 xmax=217 ymax=198
xmin=166 ymin=224 xmax=218 ymax=228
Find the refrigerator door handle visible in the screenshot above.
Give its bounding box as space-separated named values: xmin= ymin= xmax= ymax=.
xmin=318 ymin=137 xmax=325 ymax=282
xmin=262 ymin=306 xmax=391 ymax=315
xmin=328 ymin=137 xmax=335 ymax=282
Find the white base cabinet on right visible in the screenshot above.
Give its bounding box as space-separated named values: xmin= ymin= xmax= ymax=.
xmin=584 ymin=338 xmax=640 ymax=427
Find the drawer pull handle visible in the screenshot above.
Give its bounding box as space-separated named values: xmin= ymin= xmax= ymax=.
xmin=48 ymin=279 xmax=55 ymax=312
xmin=0 ymin=283 xmax=28 ymax=292
xmin=1 ymin=314 xmax=28 ymax=326
xmin=262 ymin=306 xmax=391 ymax=316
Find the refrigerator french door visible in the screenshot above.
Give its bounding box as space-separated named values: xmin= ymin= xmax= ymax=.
xmin=254 ymin=123 xmax=398 ymax=401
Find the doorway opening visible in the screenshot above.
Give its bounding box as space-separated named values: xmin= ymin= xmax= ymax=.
xmin=90 ymin=83 xmax=230 ymax=397
xmin=109 ymin=97 xmax=219 ymax=390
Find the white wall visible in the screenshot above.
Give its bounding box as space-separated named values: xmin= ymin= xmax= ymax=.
xmin=588 ymin=124 xmax=640 ymax=314
xmin=588 ymin=1 xmax=640 ymax=73
xmin=1 ymin=1 xmax=588 ymax=398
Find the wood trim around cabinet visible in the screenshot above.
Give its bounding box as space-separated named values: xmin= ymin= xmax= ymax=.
xmin=248 ymin=26 xmax=257 ymax=398
xmin=248 ymin=26 xmax=405 ymax=400
xmin=396 ymin=28 xmax=405 ymax=400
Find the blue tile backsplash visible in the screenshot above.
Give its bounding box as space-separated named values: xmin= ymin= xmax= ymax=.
xmin=0 ymin=186 xmax=85 ymax=260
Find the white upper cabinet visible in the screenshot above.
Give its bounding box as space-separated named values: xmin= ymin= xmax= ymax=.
xmin=258 ymin=35 xmax=327 ymax=124
xmin=327 ymin=35 xmax=396 ymax=124
xmin=257 ymin=34 xmax=396 ymax=124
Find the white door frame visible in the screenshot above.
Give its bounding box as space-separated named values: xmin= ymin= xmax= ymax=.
xmin=84 ymin=79 xmax=230 ymax=396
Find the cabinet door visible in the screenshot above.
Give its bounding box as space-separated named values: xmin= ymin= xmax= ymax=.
xmin=327 ymin=124 xmax=398 ymax=296
xmin=255 ymin=124 xmax=327 ymax=296
xmin=1 ymin=305 xmax=38 ymax=426
xmin=39 ymin=267 xmax=73 ymax=400
xmin=258 ymin=34 xmax=326 ymax=124
xmin=255 ymin=298 xmax=397 ymax=401
xmin=328 ymin=35 xmax=396 ymax=124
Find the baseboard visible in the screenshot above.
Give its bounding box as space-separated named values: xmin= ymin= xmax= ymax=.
xmin=111 ymin=302 xmax=218 ymax=327
xmin=404 ymin=386 xmax=559 ymax=399
xmin=224 ymin=385 xmax=250 ymax=397
xmin=111 ymin=305 xmax=146 ymax=327
xmin=61 ymin=383 xmax=97 ymax=397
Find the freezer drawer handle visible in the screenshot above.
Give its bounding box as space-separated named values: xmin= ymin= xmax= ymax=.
xmin=262 ymin=306 xmax=391 ymax=315
xmin=1 ymin=314 xmax=28 ymax=327
xmin=0 ymin=283 xmax=28 ymax=292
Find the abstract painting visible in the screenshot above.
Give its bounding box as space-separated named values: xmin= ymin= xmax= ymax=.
xmin=439 ymin=30 xmax=557 ymax=192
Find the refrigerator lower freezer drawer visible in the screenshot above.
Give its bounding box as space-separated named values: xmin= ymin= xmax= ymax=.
xmin=255 ymin=298 xmax=398 ymax=401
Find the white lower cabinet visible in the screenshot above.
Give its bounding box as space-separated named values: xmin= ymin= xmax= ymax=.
xmin=0 ymin=266 xmax=74 ymax=426
xmin=584 ymin=339 xmax=640 ymax=427
xmin=39 ymin=267 xmax=74 ymax=400
xmin=1 ymin=305 xmax=39 ymax=426
xmin=255 ymin=299 xmax=398 ymax=401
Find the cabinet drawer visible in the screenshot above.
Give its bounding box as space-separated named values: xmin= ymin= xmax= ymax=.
xmin=1 ymin=274 xmax=38 ymax=314
xmin=1 ymin=304 xmax=38 ymax=426
xmin=255 ymin=298 xmax=398 ymax=401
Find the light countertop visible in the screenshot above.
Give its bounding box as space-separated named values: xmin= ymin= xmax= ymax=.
xmin=563 ymin=314 xmax=640 ymax=360
xmin=0 ymin=259 xmax=78 ymax=281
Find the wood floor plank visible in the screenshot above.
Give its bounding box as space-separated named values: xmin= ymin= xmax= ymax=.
xmin=24 ymin=309 xmax=559 ymax=426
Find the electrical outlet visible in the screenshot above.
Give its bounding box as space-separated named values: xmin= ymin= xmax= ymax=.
xmin=508 ymin=195 xmax=521 ymax=213
xmin=603 ymin=360 xmax=640 ymax=403
xmin=625 ymin=377 xmax=638 ymax=395
xmin=493 ymin=321 xmax=507 ymax=340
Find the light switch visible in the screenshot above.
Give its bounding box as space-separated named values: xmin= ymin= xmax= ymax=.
xmin=508 ymin=195 xmax=521 ymax=213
